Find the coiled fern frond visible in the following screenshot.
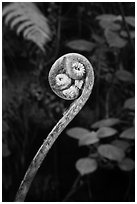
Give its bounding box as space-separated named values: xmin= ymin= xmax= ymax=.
xmin=3 ymin=2 xmax=51 ymax=51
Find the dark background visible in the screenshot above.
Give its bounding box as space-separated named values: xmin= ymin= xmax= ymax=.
xmin=2 ymin=2 xmax=135 ymax=202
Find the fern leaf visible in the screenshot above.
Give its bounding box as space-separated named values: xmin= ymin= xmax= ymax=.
xmin=3 ymin=2 xmax=51 ymax=51
xmin=27 ymin=30 xmax=45 ymax=50
xmin=3 ymin=4 xmax=24 ymax=24
xmin=16 ymin=21 xmax=34 ymax=34
xmin=23 ymin=26 xmax=37 ymax=38
xmin=10 ymin=16 xmax=29 ymax=29
xmin=2 ymin=3 xmax=17 ymax=16
xmin=4 ymin=11 xmax=20 ymax=25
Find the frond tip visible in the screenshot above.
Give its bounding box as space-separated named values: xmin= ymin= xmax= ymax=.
xmin=3 ymin=2 xmax=51 ymax=51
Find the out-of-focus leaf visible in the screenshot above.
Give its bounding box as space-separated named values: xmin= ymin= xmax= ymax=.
xmin=78 ymin=131 xmax=99 ymax=146
xmin=2 ymin=143 xmax=11 ymax=157
xmin=125 ymin=16 xmax=135 ymax=27
xmin=75 ymin=157 xmax=98 ymax=175
xmin=115 ymin=70 xmax=134 ymax=82
xmin=98 ymin=144 xmax=125 ymax=162
xmin=66 ymin=39 xmax=96 ymax=51
xmin=111 ymin=140 xmax=130 ymax=151
xmin=99 ymin=21 xmax=121 ymax=31
xmin=105 ymin=29 xmax=127 ymax=48
xmin=92 ymin=33 xmax=105 ymax=44
xmin=3 ymin=2 xmax=51 ymax=51
xmin=96 ymin=127 xmax=117 ymax=138
xmin=120 ymin=30 xmax=135 ymax=39
xmin=120 ymin=127 xmax=135 ymax=140
xmin=66 ymin=127 xmax=90 ymax=139
xmin=96 ymin=14 xmax=122 ymax=22
xmin=124 ymin=97 xmax=135 ymax=110
xmin=118 ymin=158 xmax=135 ymax=171
xmin=91 ymin=118 xmax=120 ymax=128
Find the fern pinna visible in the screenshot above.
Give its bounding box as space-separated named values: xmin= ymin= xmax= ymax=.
xmin=3 ymin=2 xmax=51 ymax=51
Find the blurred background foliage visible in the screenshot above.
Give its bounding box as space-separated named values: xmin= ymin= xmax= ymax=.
xmin=2 ymin=2 xmax=135 ymax=202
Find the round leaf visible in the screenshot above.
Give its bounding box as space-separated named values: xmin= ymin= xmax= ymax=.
xmin=66 ymin=127 xmax=90 ymax=139
xmin=75 ymin=158 xmax=98 ymax=175
xmin=118 ymin=158 xmax=135 ymax=171
xmin=124 ymin=97 xmax=135 ymax=110
xmin=120 ymin=30 xmax=135 ymax=39
xmin=66 ymin=39 xmax=96 ymax=51
xmin=99 ymin=21 xmax=121 ymax=30
xmin=98 ymin=144 xmax=125 ymax=162
xmin=78 ymin=131 xmax=99 ymax=146
xmin=91 ymin=118 xmax=120 ymax=128
xmin=96 ymin=127 xmax=117 ymax=138
xmin=120 ymin=127 xmax=135 ymax=140
xmin=125 ymin=16 xmax=135 ymax=27
xmin=111 ymin=140 xmax=130 ymax=151
xmin=115 ymin=70 xmax=134 ymax=82
xmin=96 ymin=14 xmax=122 ymax=22
xmin=105 ymin=29 xmax=127 ymax=48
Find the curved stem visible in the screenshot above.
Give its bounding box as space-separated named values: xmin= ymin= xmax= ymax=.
xmin=15 ymin=71 xmax=93 ymax=201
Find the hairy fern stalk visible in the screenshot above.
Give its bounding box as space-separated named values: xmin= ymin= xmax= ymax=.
xmin=14 ymin=53 xmax=94 ymax=201
xmin=3 ymin=2 xmax=51 ymax=51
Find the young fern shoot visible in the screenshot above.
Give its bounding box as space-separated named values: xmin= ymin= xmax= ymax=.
xmin=15 ymin=53 xmax=94 ymax=201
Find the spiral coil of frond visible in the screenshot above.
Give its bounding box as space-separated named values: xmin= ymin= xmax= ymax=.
xmin=15 ymin=53 xmax=94 ymax=201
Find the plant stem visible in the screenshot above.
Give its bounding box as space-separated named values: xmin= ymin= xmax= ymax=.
xmin=15 ymin=91 xmax=92 ymax=201
xmin=63 ymin=174 xmax=81 ymax=201
xmin=14 ymin=53 xmax=94 ymax=201
xmin=87 ymin=175 xmax=92 ymax=201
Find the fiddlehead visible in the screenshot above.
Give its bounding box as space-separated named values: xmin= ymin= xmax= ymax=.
xmin=15 ymin=53 xmax=94 ymax=202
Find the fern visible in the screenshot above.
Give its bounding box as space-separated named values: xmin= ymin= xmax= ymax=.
xmin=3 ymin=2 xmax=51 ymax=51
